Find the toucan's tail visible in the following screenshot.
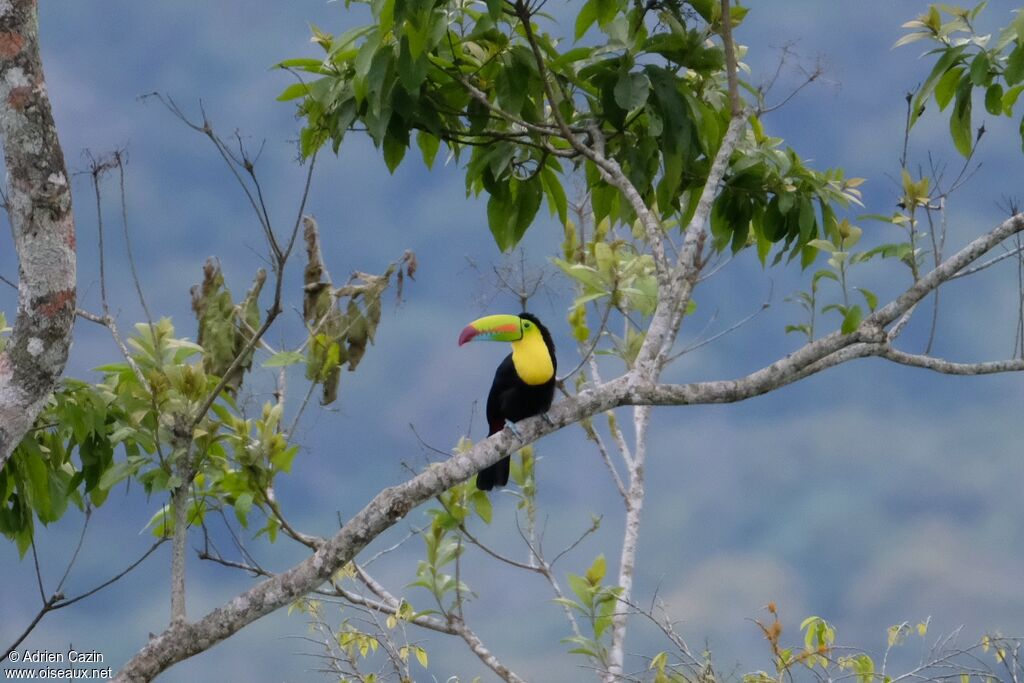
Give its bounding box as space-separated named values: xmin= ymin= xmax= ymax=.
xmin=476 ymin=456 xmax=510 ymax=491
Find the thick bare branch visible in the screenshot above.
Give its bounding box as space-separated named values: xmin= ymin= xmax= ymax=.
xmin=111 ymin=379 xmax=625 ymax=681
xmin=114 ymin=210 xmax=1024 ymax=680
xmin=0 ymin=0 xmax=76 ymax=470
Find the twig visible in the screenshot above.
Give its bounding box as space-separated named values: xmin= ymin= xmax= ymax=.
xmin=55 ymin=507 xmax=91 ymax=593
xmin=116 ymin=151 xmax=155 ymax=326
xmin=2 ymin=538 xmax=165 ymax=660
xmin=580 ymin=419 xmax=629 ymax=502
xmin=949 ymin=242 xmax=1024 ymax=280
xmin=670 ymin=287 xmax=772 ymax=361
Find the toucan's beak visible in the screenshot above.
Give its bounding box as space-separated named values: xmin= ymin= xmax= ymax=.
xmin=458 ymin=314 xmax=524 ymax=346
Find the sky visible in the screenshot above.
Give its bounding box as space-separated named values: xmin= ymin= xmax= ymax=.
xmin=2 ymin=1 xmax=1024 ymax=681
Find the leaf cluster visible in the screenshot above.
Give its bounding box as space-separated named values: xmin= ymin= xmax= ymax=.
xmin=279 ymin=0 xmax=862 ymax=263
xmin=0 ymin=380 xmax=123 ymax=556
xmin=191 ymin=257 xmax=265 ymax=395
xmin=901 ymin=1 xmax=1024 ymax=156
xmin=555 ymin=553 xmax=623 ymax=666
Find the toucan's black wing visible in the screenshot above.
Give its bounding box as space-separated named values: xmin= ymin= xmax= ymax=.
xmin=477 ymin=351 xmax=557 ymax=491
xmin=485 ymin=354 xmax=518 ymax=435
xmin=479 ymin=354 xmax=517 ymax=490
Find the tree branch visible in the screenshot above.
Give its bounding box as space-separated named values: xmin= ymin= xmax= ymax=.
xmin=606 ymin=404 xmax=651 ymax=681
xmin=0 ymin=0 xmax=76 ymax=471
xmin=720 ymin=0 xmax=742 ymax=117
xmin=879 ymin=347 xmax=1024 ymax=375
xmin=113 ymin=211 xmax=1024 ymax=680
xmin=448 ymin=615 xmax=528 ymax=683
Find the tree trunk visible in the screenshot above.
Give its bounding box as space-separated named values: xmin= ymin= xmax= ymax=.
xmin=0 ymin=0 xmax=76 ymax=470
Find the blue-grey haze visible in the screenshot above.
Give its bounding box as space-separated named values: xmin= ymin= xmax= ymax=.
xmin=2 ymin=1 xmax=1023 ymax=681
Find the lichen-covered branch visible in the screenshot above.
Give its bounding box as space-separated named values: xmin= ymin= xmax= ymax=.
xmin=0 ymin=0 xmax=76 ymax=470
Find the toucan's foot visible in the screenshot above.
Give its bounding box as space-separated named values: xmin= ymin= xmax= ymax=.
xmin=503 ymin=419 xmax=523 ymax=441
xmin=541 ymin=412 xmax=555 ymax=427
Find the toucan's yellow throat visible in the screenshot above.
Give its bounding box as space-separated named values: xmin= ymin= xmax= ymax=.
xmin=458 ymin=313 xmax=555 ymax=385
xmin=510 ymin=329 xmax=554 ymax=385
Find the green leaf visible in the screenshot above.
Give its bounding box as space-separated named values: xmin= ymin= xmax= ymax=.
xmin=484 ymin=0 xmax=503 ymax=22
xmin=471 ymin=491 xmax=493 ymax=524
xmin=98 ymin=459 xmax=138 ymax=491
xmin=382 ymin=131 xmax=407 ymax=173
xmin=234 ymin=492 xmax=254 ymax=527
xmin=710 ymin=194 xmax=732 ymax=251
xmin=551 ymin=596 xmax=582 ymax=610
xmin=841 ymin=305 xmax=863 ymax=334
xmin=950 ymin=76 xmax=973 ymax=157
xmin=492 ymin=177 xmax=543 ymax=251
xmin=969 ymin=51 xmax=990 ymax=86
xmin=911 ymin=45 xmax=966 ymax=127
xmin=487 ymin=189 xmax=515 ymax=252
xmin=1006 ymin=43 xmax=1024 ymax=85
xmin=262 ymin=351 xmax=305 ymax=367
xmin=277 ymin=82 xmax=310 ymax=102
xmin=688 ymin=0 xmax=717 ymax=22
xmin=985 ymin=83 xmax=1004 ymax=115
xmin=144 ymin=503 xmax=172 ymax=537
xmin=613 ymin=71 xmax=651 ymax=111
xmin=585 ymin=554 xmax=607 ymax=585
xmin=271 ymin=445 xmax=299 ymax=473
xmin=575 ymin=0 xmax=599 ymax=41
xmin=934 ymin=65 xmax=965 ymax=110
xmin=806 ymin=238 xmax=836 ymax=253
xmin=567 ymin=573 xmax=594 ymax=608
xmin=416 ymin=131 xmax=440 ymax=169
xmin=893 ymin=31 xmax=930 ymax=48
xmin=593 ymin=0 xmax=618 ymax=29
xmin=1002 ymin=84 xmax=1024 ymax=114
xmin=798 ymin=198 xmax=816 ymax=244
xmin=24 ymin=453 xmax=50 ymax=520
xmin=276 ymin=57 xmax=327 ymax=71
xmin=857 ymin=287 xmax=879 ymax=311
xmin=396 ymin=39 xmax=429 ymax=92
xmin=541 ymin=167 xmax=568 ymax=225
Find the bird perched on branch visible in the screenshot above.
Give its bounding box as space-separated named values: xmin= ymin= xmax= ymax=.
xmin=458 ymin=313 xmax=557 ymax=491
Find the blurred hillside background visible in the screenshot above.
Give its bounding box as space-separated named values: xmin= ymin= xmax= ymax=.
xmin=1 ymin=1 xmax=1023 ymax=680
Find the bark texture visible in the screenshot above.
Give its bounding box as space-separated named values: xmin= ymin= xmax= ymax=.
xmin=0 ymin=0 xmax=76 ymax=470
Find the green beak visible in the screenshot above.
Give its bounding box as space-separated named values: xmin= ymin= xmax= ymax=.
xmin=458 ymin=314 xmax=524 ymax=346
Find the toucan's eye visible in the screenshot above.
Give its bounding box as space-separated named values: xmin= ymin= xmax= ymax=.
xmin=524 ymin=322 xmax=532 ymax=329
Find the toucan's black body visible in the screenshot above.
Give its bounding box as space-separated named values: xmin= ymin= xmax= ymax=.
xmin=477 ymin=313 xmax=557 ymax=491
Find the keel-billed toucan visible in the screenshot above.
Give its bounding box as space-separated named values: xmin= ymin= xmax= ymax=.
xmin=458 ymin=313 xmax=557 ymax=491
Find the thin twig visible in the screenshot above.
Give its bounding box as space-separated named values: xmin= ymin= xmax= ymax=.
xmin=670 ymin=288 xmax=772 ymax=361
xmin=2 ymin=538 xmax=166 ymax=660
xmin=56 ymin=507 xmax=91 ymax=593
xmin=117 ymin=151 xmax=154 ymax=325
